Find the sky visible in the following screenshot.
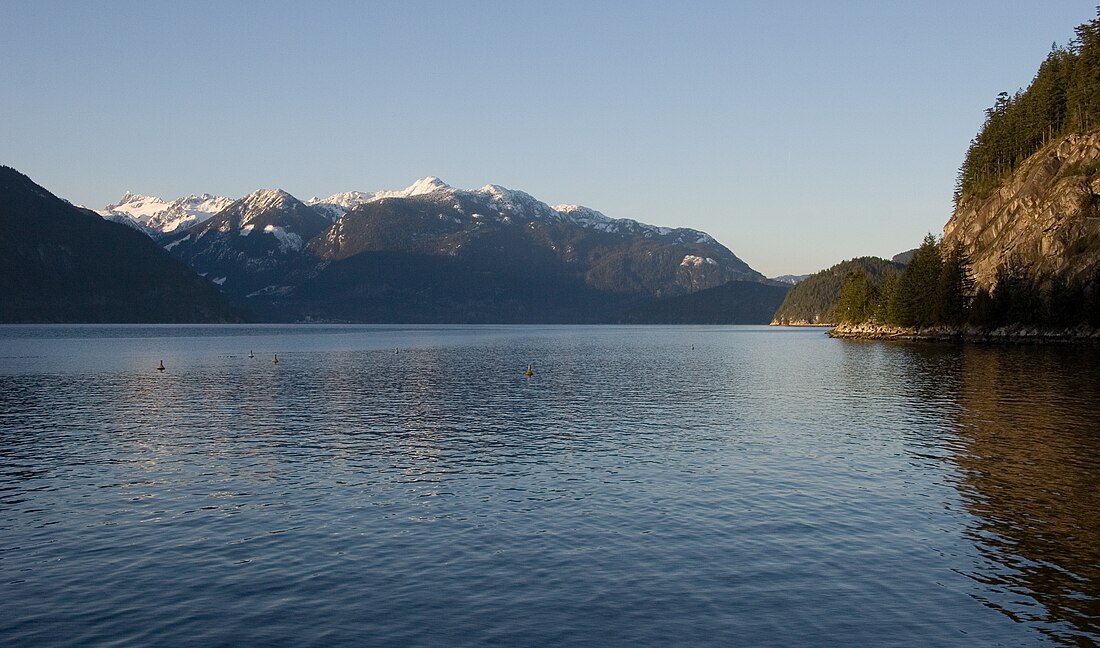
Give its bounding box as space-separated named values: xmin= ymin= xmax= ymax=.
xmin=2 ymin=1 xmax=1098 ymax=276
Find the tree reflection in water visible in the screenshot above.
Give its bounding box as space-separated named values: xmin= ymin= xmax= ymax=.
xmin=906 ymin=342 xmax=1100 ymax=645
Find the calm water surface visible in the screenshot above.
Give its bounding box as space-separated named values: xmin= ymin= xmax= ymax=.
xmin=1 ymin=325 xmax=1098 ymax=646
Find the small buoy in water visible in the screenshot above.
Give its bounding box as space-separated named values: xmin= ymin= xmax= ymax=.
xmin=395 ymin=348 xmax=399 ymax=354
xmin=249 ymin=350 xmax=254 ymax=359
xmin=157 ymin=360 xmax=165 ymax=372
xmin=525 ymin=364 xmax=534 ymax=377
xmin=273 ymin=353 xmax=279 ymax=365
xmin=691 ymin=344 xmax=694 ymax=350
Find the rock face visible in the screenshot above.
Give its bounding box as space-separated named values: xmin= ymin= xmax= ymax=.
xmin=943 ymin=132 xmax=1100 ymax=289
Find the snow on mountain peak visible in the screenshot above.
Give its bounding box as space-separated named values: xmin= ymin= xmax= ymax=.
xmin=551 ymin=203 xmax=716 ymax=244
xmin=368 ymin=176 xmax=453 ymax=201
xmin=99 ymin=191 xmax=231 ymax=235
xmin=239 ymin=188 xmax=294 ymax=211
xmin=307 ymin=191 xmax=374 ymax=208
xmin=553 ymin=204 xmax=609 ymax=222
xmin=96 ymin=178 xmax=722 ymax=250
xmin=404 ymin=176 xmax=451 ymax=196
xmin=104 ymin=192 xmax=167 ymax=213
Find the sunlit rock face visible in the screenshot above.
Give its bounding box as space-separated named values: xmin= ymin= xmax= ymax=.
xmin=944 ymin=131 xmax=1100 ymax=289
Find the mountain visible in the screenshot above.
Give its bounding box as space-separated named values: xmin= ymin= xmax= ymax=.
xmin=99 ymin=192 xmax=232 ymax=236
xmin=166 ymin=189 xmax=332 ymax=298
xmin=305 ymin=177 xmax=453 ymax=220
xmin=167 ymin=177 xmax=767 ymax=322
xmin=771 ymin=274 xmax=809 ymax=285
xmin=0 ymin=166 xmax=242 ymax=323
xmin=770 ymin=256 xmax=903 ymax=325
xmin=819 ymin=11 xmax=1100 ymax=338
xmin=891 ymin=249 xmax=916 ymax=266
xmin=617 ymin=280 xmax=789 ymax=324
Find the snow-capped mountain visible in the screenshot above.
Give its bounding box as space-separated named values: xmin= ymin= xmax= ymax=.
xmin=308 ymin=177 xmax=720 ymax=246
xmin=306 ymin=177 xmax=454 ymax=219
xmin=144 ymin=175 xmax=769 ymax=322
xmin=101 ymin=177 xmax=724 ymax=248
xmin=167 ymin=189 xmax=332 ymax=295
xmin=99 ymin=192 xmax=232 ymax=235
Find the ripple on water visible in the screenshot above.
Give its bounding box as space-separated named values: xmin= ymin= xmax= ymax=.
xmin=1 ymin=326 xmax=1098 ymax=646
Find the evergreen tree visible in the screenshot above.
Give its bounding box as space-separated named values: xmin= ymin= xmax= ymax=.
xmin=955 ymin=10 xmax=1100 ymax=202
xmin=1069 ymin=10 xmax=1100 ymax=131
xmin=936 ymin=242 xmax=974 ymax=324
xmin=969 ymin=287 xmax=995 ymax=326
xmin=875 ymin=269 xmax=899 ymax=324
xmin=893 ymin=234 xmax=942 ymax=327
xmin=836 ymin=269 xmax=878 ymax=323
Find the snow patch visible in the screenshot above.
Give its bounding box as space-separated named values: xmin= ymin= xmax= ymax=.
xmin=263 ymin=224 xmax=303 ymax=252
xmin=163 ymin=234 xmax=190 ymax=251
xmin=239 ymin=225 xmax=254 ymax=236
xmin=681 ymin=255 xmax=718 ymax=267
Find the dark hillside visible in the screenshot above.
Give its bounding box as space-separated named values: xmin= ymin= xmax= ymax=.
xmin=0 ymin=166 xmax=243 ymax=322
xmin=617 ymin=280 xmax=789 ymax=324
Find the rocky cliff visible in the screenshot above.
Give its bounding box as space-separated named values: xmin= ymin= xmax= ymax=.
xmin=943 ymin=131 xmax=1100 ymax=289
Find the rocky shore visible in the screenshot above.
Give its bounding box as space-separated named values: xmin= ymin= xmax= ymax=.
xmin=827 ymin=322 xmax=1100 ymax=344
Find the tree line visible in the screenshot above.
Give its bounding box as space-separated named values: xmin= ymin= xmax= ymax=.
xmin=956 ymin=10 xmax=1100 ymax=202
xmin=770 ymin=257 xmax=902 ymax=325
xmin=836 ymin=235 xmax=1100 ymax=329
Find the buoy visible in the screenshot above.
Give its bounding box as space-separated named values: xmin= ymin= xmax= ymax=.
xmin=249 ymin=350 xmax=254 ymax=358
xmin=395 ymin=348 xmax=399 ymax=354
xmin=157 ymin=360 xmax=165 ymax=372
xmin=691 ymin=344 xmax=694 ymax=350
xmin=524 ymin=364 xmax=534 ymax=377
xmin=273 ymin=353 xmax=279 ymax=365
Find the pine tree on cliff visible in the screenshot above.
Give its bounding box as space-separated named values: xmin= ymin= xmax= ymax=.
xmin=956 ymin=10 xmax=1100 ymax=202
xmin=1069 ymin=10 xmax=1100 ymax=131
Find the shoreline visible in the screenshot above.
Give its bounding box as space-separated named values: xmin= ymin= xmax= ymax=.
xmin=826 ymin=322 xmax=1100 ymax=344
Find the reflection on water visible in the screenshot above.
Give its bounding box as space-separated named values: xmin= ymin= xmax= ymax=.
xmin=853 ymin=341 xmax=1100 ymax=646
xmin=1 ymin=325 xmax=1099 ymax=646
xmin=951 ymin=346 xmax=1100 ymax=645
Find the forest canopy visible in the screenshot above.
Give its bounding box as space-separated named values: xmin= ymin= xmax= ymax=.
xmin=956 ymin=10 xmax=1100 ymax=201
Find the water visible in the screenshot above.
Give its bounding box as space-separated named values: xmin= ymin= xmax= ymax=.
xmin=1 ymin=325 xmax=1098 ymax=646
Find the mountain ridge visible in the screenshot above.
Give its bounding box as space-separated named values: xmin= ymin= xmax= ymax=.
xmin=157 ymin=177 xmax=766 ymax=322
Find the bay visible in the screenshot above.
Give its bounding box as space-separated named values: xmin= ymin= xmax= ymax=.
xmin=0 ymin=324 xmax=1098 ymax=646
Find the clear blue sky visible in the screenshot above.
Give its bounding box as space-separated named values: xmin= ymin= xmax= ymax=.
xmin=2 ymin=1 xmax=1096 ymax=276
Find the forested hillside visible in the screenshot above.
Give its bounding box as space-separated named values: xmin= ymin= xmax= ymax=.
xmin=956 ymin=10 xmax=1100 ymax=201
xmin=770 ymin=257 xmax=903 ymax=325
xmin=835 ymin=235 xmax=1100 ymax=329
